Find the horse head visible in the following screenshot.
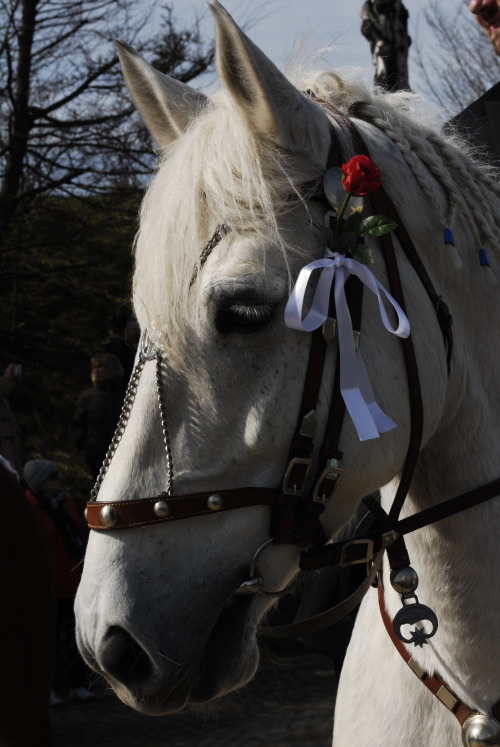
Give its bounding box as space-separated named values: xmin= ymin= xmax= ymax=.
xmin=75 ymin=1 xmax=500 ymax=733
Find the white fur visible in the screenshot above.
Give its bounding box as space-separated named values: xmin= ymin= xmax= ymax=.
xmin=75 ymin=2 xmax=500 ymax=743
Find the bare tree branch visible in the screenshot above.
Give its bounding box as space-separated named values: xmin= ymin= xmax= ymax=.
xmin=413 ymin=0 xmax=500 ymax=118
xmin=0 ymin=0 xmax=215 ymax=246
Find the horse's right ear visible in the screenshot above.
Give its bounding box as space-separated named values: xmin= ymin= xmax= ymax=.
xmin=115 ymin=40 xmax=208 ymax=148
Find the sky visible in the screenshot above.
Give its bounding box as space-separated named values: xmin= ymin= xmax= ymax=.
xmin=175 ymin=0 xmax=468 ymax=96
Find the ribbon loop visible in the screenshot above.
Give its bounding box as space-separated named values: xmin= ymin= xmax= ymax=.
xmin=284 ymin=251 xmax=410 ymax=441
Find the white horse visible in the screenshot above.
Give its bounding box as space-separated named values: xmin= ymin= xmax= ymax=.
xmin=75 ymin=3 xmax=500 ymax=745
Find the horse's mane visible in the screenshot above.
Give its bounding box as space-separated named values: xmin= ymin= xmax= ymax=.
xmin=304 ymin=71 xmax=500 ymax=254
xmin=133 ymin=68 xmax=500 ymax=350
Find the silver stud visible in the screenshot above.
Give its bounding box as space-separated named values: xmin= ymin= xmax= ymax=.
xmin=99 ymin=505 xmax=118 ymax=527
xmin=462 ymin=713 xmax=500 ymax=747
xmin=390 ymin=566 xmax=419 ymax=595
xmin=207 ymin=494 xmax=224 ymax=511
xmin=154 ymin=500 xmax=171 ymax=518
xmin=84 ymin=508 xmax=88 ymax=522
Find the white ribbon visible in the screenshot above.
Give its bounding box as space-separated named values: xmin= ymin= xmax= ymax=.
xmin=284 ymin=250 xmax=410 ymax=441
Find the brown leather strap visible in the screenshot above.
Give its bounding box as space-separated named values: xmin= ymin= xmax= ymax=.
xmin=377 ymin=580 xmax=492 ymax=727
xmin=371 ymin=189 xmax=453 ymax=365
xmin=262 ymin=550 xmax=384 ymax=639
xmin=86 ymin=487 xmax=280 ymax=530
xmin=272 ymin=327 xmax=327 ymax=545
xmin=395 ymin=477 xmax=500 ymax=537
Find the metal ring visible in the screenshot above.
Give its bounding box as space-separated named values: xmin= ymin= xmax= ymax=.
xmin=140 ymin=329 xmax=160 ymax=361
xmin=247 ymin=538 xmax=301 ymax=598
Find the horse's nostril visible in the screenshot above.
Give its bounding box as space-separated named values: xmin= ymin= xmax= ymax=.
xmin=99 ymin=626 xmax=155 ymax=688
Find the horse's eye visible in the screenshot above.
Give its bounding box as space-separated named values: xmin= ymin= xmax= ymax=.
xmin=214 ymin=298 xmax=275 ymax=335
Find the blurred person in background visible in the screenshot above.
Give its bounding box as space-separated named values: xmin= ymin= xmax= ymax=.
xmin=23 ymin=459 xmax=91 ymax=705
xmin=72 ymin=353 xmax=126 ymax=481
xmin=0 ymin=362 xmax=23 ymax=473
xmin=103 ymin=308 xmax=140 ymax=381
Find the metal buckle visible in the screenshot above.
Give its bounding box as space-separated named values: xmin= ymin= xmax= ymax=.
xmin=340 ymin=538 xmax=374 ymax=567
xmin=282 ymin=457 xmax=312 ymax=496
xmin=312 ymin=463 xmax=343 ymax=504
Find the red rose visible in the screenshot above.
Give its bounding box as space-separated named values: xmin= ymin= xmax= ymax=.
xmin=341 ymin=155 xmax=383 ymax=196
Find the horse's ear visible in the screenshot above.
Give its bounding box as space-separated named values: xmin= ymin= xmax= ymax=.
xmin=209 ymin=1 xmax=331 ymax=164
xmin=115 ymin=40 xmax=208 ymax=148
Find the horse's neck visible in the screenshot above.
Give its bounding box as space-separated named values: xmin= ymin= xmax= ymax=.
xmin=380 ymin=324 xmax=500 ymax=704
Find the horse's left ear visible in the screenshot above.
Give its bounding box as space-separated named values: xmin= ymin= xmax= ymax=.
xmin=210 ymin=1 xmax=331 ymax=165
xmin=115 ymin=40 xmax=209 ymax=148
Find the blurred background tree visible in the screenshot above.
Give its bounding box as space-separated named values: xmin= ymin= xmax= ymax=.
xmin=412 ymin=0 xmax=500 ymax=118
xmin=0 ymin=0 xmax=213 ymax=497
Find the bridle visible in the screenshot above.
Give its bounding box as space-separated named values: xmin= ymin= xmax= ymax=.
xmin=86 ymin=104 xmax=500 ymax=744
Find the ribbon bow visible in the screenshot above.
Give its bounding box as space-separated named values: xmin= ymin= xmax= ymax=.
xmin=284 ymin=250 xmax=410 ymax=441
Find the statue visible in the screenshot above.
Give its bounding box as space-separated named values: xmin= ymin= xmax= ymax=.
xmin=361 ymin=0 xmax=411 ymax=91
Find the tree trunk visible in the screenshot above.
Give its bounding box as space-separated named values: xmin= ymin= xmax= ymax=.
xmin=0 ymin=0 xmax=38 ymax=246
xmin=360 ymin=0 xmax=411 ymax=91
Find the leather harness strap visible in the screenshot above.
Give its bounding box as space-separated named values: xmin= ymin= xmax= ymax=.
xmin=377 ymin=580 xmax=500 ymax=726
xmin=86 ymin=488 xmax=281 ymax=530
xmin=264 ymin=550 xmax=385 ymax=640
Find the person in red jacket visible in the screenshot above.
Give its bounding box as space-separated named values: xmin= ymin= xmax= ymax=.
xmin=23 ymin=459 xmax=92 ymax=705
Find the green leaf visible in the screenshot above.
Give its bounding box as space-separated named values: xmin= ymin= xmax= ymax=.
xmin=359 ymin=215 xmax=397 ymax=237
xmin=351 ymin=244 xmax=375 ymax=265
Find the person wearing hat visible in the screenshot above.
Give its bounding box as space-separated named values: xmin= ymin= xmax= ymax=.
xmin=23 ymin=459 xmax=92 ymax=705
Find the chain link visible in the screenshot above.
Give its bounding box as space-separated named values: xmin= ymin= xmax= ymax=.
xmin=90 ymin=332 xmax=174 ymax=501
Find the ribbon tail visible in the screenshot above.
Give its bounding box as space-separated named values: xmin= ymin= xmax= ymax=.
xmin=341 ymin=386 xmax=383 ymax=441
xmin=356 ymin=351 xmax=397 ymax=434
xmin=334 ymin=269 xmax=381 ymax=441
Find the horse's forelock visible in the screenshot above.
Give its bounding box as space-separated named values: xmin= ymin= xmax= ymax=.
xmin=132 ymin=91 xmax=325 ymax=348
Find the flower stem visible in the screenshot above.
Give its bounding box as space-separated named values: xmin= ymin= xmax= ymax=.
xmin=334 ymin=191 xmax=351 ymax=248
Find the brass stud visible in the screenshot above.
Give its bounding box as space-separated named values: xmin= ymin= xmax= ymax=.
xmin=154 ymin=500 xmax=171 ymax=518
xmin=100 ymin=505 xmax=118 ymax=527
xmin=207 ymin=494 xmax=224 ymax=511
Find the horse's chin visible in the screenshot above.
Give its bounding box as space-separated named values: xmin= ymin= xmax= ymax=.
xmin=105 ymin=593 xmax=261 ymax=716
xmin=190 ymin=596 xmax=260 ymax=706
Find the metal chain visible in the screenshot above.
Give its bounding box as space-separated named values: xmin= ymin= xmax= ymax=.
xmin=155 ymin=354 xmax=174 ymax=495
xmin=90 ymin=357 xmax=146 ymax=501
xmin=90 ymin=330 xmax=174 ymax=500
